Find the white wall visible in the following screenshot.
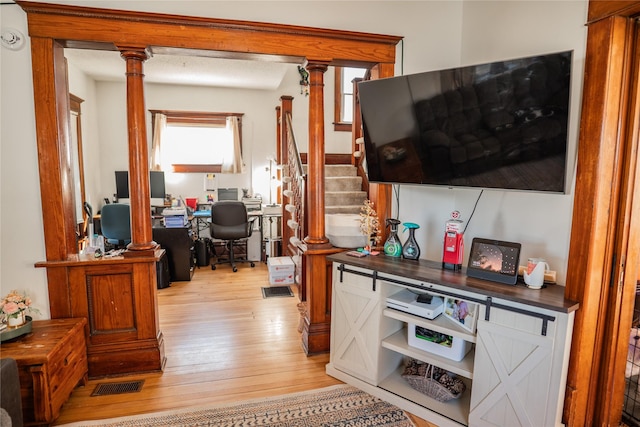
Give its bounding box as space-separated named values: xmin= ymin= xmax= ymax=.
xmin=0 ymin=3 xmax=49 ymax=318
xmin=92 ymin=69 xmax=307 ymax=209
xmin=71 ymin=62 xmax=351 ymax=212
xmin=0 ymin=0 xmax=587 ymax=320
xmin=391 ymin=1 xmax=587 ymax=286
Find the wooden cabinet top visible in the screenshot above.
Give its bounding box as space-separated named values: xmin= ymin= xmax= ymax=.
xmin=34 ymin=249 xmax=165 ymax=268
xmin=328 ymin=252 xmax=579 ymax=314
xmin=0 ymin=318 xmax=87 ymax=364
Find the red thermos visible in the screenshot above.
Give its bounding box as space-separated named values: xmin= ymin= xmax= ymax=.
xmin=442 ymin=210 xmax=464 ymax=271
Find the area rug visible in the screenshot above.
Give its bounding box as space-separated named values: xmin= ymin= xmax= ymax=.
xmin=59 ymin=384 xmax=416 ymax=427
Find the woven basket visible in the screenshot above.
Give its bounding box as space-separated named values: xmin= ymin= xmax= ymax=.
xmin=401 ymin=360 xmax=465 ymax=402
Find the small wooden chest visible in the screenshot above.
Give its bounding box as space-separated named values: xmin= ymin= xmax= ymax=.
xmin=1 ymin=318 xmax=88 ymax=425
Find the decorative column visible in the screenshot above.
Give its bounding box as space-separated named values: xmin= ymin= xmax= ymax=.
xmin=279 ymin=95 xmax=294 ymax=171
xmin=304 ymin=61 xmax=331 ymax=247
xmin=301 ymin=60 xmax=337 ymax=355
xmin=119 ymin=47 xmax=157 ymax=254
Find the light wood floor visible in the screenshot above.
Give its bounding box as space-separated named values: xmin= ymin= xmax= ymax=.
xmin=52 ymin=261 xmax=435 ymax=426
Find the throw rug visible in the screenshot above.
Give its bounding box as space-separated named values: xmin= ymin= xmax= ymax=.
xmin=60 ymin=384 xmax=417 ymax=427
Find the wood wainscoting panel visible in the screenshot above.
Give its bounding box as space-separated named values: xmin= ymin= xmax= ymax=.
xmin=36 ymin=252 xmax=166 ymax=378
xmin=86 ymin=264 xmax=137 ymax=341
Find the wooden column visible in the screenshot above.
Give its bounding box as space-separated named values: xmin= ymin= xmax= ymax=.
xmin=351 ymin=77 xmax=363 ymax=168
xmin=279 ymin=96 xmax=294 ymax=169
xmin=275 ymin=106 xmax=282 ymax=164
xmin=30 ymin=37 xmax=77 ymax=261
xmin=301 ymin=60 xmax=338 ymax=354
xmin=119 ymin=48 xmax=157 ymax=254
xmin=562 ymin=3 xmax=640 ymax=425
xmin=304 ymin=61 xmax=331 ymax=247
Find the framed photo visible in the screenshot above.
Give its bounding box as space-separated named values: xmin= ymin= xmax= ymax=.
xmin=443 ymin=297 xmax=478 ymax=333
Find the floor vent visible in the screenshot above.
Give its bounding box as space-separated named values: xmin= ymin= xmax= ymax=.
xmin=91 ymin=380 xmax=145 ymax=396
xmin=261 ymin=286 xmax=294 ymax=298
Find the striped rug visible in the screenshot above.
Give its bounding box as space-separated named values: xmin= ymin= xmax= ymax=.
xmin=59 ymin=384 xmax=416 ymax=427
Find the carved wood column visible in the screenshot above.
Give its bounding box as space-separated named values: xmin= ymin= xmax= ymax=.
xmin=563 ymin=6 xmax=640 ymax=425
xmin=30 ymin=37 xmax=78 ymax=261
xmin=276 ymin=105 xmax=282 ymax=164
xmin=304 ymin=61 xmax=331 ymax=247
xmin=300 ymin=60 xmax=339 ymax=355
xmin=119 ymin=48 xmax=157 ymax=254
xmin=279 ymin=96 xmax=294 ymax=169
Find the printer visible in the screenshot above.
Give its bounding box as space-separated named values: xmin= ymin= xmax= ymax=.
xmin=242 ymin=197 xmax=263 ymax=213
xmin=162 ymin=207 xmax=188 ymax=228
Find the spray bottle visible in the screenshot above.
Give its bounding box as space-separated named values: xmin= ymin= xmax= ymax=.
xmin=383 ymin=218 xmax=402 ymax=257
xmin=402 ymin=222 xmax=421 ymax=260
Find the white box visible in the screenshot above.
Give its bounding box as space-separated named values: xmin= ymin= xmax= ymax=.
xmin=408 ymin=324 xmax=472 ymax=362
xmin=267 ymin=256 xmax=295 ymax=285
xmin=386 ymin=289 xmax=444 ymax=320
xmin=269 ymin=273 xmax=294 ymax=285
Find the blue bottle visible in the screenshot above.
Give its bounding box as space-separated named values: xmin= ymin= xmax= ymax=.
xmin=402 ymin=222 xmax=421 ymax=260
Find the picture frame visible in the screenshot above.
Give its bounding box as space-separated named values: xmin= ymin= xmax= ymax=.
xmin=443 ymin=297 xmax=478 ymax=333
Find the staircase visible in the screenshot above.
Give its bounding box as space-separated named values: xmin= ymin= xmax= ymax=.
xmin=324 ymin=164 xmax=367 ymax=214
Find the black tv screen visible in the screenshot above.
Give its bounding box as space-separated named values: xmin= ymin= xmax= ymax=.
xmin=359 ymin=51 xmax=572 ymax=193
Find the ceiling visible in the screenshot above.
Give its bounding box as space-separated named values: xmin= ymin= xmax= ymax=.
xmin=64 ymin=48 xmax=294 ymax=90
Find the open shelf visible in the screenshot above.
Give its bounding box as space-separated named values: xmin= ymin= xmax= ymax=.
xmin=383 ymin=308 xmax=477 ymax=343
xmin=378 ymin=364 xmax=471 ymax=426
xmin=382 ymin=329 xmax=474 ymax=379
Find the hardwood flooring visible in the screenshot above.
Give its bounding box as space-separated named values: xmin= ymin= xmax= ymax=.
xmin=52 ymin=261 xmax=435 ymax=426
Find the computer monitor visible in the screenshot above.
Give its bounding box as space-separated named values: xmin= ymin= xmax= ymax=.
xmin=218 ymin=188 xmax=239 ymax=201
xmin=115 ymin=170 xmax=129 ymax=200
xmin=149 ymin=171 xmax=166 ymax=206
xmin=115 ymin=170 xmax=166 ymax=206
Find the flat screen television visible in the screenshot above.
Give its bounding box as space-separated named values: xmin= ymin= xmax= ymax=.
xmin=115 ymin=170 xmax=166 ymax=206
xmin=358 ymin=50 xmax=573 ymax=193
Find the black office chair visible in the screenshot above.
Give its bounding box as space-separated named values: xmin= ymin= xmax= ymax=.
xmin=100 ymin=203 xmax=131 ymax=248
xmin=210 ymin=201 xmax=256 ymax=272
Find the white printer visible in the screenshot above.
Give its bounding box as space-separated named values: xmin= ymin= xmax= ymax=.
xmin=162 ymin=207 xmax=188 ymax=227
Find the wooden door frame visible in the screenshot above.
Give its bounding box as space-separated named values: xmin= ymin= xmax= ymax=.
xmin=17 ymin=0 xmax=400 ymax=264
xmin=564 ymin=1 xmax=640 ymax=425
xmin=17 ymin=0 xmax=399 ymax=371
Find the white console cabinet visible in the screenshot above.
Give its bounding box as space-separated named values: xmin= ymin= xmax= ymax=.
xmin=326 ymin=252 xmax=578 ymax=427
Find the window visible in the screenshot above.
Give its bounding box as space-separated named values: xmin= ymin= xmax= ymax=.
xmin=150 ymin=110 xmax=243 ymax=173
xmin=334 ymin=67 xmax=367 ymax=131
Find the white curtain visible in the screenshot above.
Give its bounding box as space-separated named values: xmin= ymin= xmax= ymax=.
xmin=222 ymin=116 xmax=244 ymax=173
xmin=150 ymin=112 xmax=167 ymax=171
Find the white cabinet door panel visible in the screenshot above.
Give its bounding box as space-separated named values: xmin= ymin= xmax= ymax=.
xmin=470 ymin=318 xmax=554 ymax=427
xmin=330 ymin=266 xmax=401 ymax=385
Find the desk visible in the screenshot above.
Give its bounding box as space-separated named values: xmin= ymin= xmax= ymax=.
xmin=153 ymin=227 xmax=195 ymax=281
xmin=192 ymin=210 xmax=211 ymax=238
xmin=262 ymin=209 xmax=282 ymax=260
xmin=1 ymin=318 xmax=88 ymax=426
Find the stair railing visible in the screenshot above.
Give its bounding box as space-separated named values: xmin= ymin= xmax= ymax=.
xmin=282 ymin=112 xmax=307 ymax=257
